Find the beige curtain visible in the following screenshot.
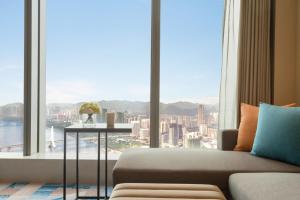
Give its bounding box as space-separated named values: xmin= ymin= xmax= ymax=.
xmin=237 ymin=0 xmax=273 ymax=106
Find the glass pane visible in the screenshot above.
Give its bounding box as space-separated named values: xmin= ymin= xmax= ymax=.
xmin=0 ymin=0 xmax=24 ymax=153
xmin=45 ymin=0 xmax=151 ymax=158
xmin=160 ymin=0 xmax=224 ymax=149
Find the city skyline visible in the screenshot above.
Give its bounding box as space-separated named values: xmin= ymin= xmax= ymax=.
xmin=0 ymin=97 xmax=219 ymax=152
xmin=44 ymin=101 xmax=218 ymax=151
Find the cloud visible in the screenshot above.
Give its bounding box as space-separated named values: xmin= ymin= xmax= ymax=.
xmin=46 ymin=79 xmax=151 ymax=103
xmin=46 ymin=81 xmax=98 ymax=103
xmin=46 ymin=80 xmax=218 ymax=104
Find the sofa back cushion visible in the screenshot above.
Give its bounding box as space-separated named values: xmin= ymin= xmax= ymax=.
xmin=234 ymin=103 xmax=259 ymax=151
xmin=235 ymin=103 xmax=296 ymax=152
xmin=251 ymin=103 xmax=300 ymax=166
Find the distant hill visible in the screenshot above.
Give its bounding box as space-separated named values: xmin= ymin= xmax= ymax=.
xmin=161 ymin=102 xmax=218 ymax=116
xmin=0 ymin=103 xmax=24 ymax=120
xmin=97 ymin=100 xmax=218 ymax=115
xmin=0 ymin=100 xmax=219 ymax=119
xmin=54 ymin=100 xmax=218 ymax=116
xmin=98 ymin=100 xmax=150 ymax=114
xmin=160 ymin=102 xmax=197 ymax=115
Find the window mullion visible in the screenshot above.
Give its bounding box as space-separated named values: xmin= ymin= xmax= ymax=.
xmin=150 ymin=0 xmax=161 ymax=148
xmin=24 ymin=0 xmax=40 ymax=156
xmin=38 ymin=0 xmax=46 ymax=153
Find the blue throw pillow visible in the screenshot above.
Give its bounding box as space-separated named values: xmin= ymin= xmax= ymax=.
xmin=251 ymin=103 xmax=300 ymax=166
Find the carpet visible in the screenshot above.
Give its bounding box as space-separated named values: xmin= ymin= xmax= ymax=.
xmin=0 ymin=183 xmax=111 ymax=200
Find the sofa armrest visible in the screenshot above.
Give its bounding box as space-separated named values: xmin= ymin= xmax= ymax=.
xmin=217 ymin=129 xmax=238 ymax=151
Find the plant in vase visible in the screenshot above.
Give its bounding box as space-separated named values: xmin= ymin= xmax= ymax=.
xmin=79 ymin=102 xmax=101 ymax=124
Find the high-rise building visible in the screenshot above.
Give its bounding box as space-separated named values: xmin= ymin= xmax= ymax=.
xmin=197 ymin=104 xmax=205 ymax=126
xmin=161 ymin=132 xmax=169 ymax=145
xmin=168 ymin=126 xmax=176 ymax=146
xmin=207 ymin=127 xmax=217 ymax=140
xmin=97 ymin=108 xmax=107 ymax=123
xmin=141 ymin=118 xmax=150 ymax=129
xmin=139 ymin=128 xmax=149 ymax=140
xmin=178 ymin=124 xmax=183 ymax=139
xmin=160 ymin=121 xmax=169 ymax=133
xmin=183 ymin=132 xmax=201 ymax=148
xmin=199 ymin=123 xmax=208 ymax=136
xmin=131 ymin=121 xmax=140 ymax=137
xmin=169 ymin=123 xmax=177 ymax=145
xmin=168 ymin=123 xmax=183 ymax=146
xmin=116 ymin=112 xmax=125 ymax=123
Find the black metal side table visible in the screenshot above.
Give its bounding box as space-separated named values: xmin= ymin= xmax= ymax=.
xmin=63 ymin=123 xmax=133 ymax=200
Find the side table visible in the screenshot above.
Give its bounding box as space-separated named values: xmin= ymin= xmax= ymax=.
xmin=63 ymin=123 xmax=132 ymax=200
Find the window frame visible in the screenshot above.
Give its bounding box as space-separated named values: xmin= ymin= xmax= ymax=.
xmin=23 ymin=0 xmax=161 ymax=155
xmin=22 ymin=0 xmax=223 ymax=155
xmin=150 ymin=0 xmax=161 ymax=148
xmin=24 ymin=0 xmax=40 ymax=156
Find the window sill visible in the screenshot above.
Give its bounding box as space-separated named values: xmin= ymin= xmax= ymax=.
xmin=0 ymin=152 xmax=119 ymax=161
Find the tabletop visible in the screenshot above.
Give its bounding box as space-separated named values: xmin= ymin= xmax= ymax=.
xmin=64 ymin=123 xmax=133 ymax=133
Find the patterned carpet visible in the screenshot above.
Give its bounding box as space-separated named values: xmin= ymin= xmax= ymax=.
xmin=0 ymin=183 xmax=111 ymax=200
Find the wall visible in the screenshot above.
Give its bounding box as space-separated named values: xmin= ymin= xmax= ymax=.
xmin=0 ymin=157 xmax=117 ymax=185
xmin=274 ymin=0 xmax=298 ymax=105
xmin=297 ymin=0 xmax=300 ymax=104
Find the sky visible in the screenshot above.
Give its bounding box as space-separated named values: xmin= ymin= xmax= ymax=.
xmin=0 ymin=0 xmax=224 ymax=106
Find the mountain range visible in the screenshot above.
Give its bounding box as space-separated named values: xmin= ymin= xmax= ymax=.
xmin=47 ymin=100 xmax=219 ymax=116
xmin=0 ymin=100 xmax=219 ymax=120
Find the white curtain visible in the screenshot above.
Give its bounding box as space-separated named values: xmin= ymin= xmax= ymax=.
xmin=219 ymin=0 xmax=241 ymax=130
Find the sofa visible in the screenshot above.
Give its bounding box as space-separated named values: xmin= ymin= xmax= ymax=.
xmin=112 ymin=129 xmax=300 ymax=199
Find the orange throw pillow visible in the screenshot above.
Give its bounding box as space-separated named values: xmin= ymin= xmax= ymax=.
xmin=234 ymin=103 xmax=296 ymax=152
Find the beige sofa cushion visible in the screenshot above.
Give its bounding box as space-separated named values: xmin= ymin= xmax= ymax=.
xmin=113 ymin=149 xmax=300 ymax=192
xmin=110 ymin=183 xmax=226 ymax=200
xmin=229 ymin=173 xmax=300 ymax=200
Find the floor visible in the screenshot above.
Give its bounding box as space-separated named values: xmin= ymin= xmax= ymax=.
xmin=0 ymin=183 xmax=112 ymax=200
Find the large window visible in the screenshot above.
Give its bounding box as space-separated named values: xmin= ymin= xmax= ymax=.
xmin=160 ymin=0 xmax=223 ymax=149
xmin=0 ymin=0 xmax=224 ymax=156
xmin=0 ymin=0 xmax=24 ymax=153
xmin=45 ymin=0 xmax=151 ymax=158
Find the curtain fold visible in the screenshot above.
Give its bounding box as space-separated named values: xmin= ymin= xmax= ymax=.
xmin=219 ymin=0 xmax=274 ymax=130
xmin=237 ymin=0 xmax=272 ymax=107
xmin=219 ymin=0 xmax=241 ymax=130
